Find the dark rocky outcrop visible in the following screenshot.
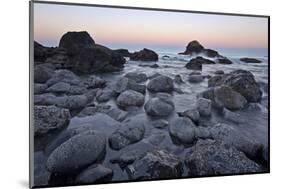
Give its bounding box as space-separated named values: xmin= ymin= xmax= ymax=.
xmin=185 ymin=56 xmax=215 ymax=71
xmin=147 ymin=75 xmax=174 ymax=93
xmin=114 ymin=49 xmax=131 ymax=57
xmin=217 ymin=57 xmax=233 ymax=64
xmin=179 ymin=40 xmax=221 ymax=57
xmin=240 ymin=57 xmax=262 ymax=63
xmin=208 ymin=69 xmax=262 ymax=102
xmin=126 ymin=150 xmax=183 ymax=180
xmin=34 ymin=105 xmax=71 ymax=136
xmin=186 ymin=139 xmax=262 ymax=176
xmin=130 ymin=48 xmax=158 ymax=61
xmin=46 ymin=130 xmax=106 ymax=174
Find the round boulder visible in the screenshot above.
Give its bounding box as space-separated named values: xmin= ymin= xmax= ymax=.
xmin=147 ymin=75 xmax=174 ymax=93
xmin=116 ymin=90 xmax=145 ymax=108
xmin=144 ymin=93 xmax=174 ymax=117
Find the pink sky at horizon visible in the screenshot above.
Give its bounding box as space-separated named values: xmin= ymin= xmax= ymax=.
xmin=33 ymin=2 xmax=268 ymax=51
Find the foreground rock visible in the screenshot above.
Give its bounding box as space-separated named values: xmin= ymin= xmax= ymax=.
xmin=186 ymin=139 xmax=262 ymax=176
xmin=46 ymin=130 xmax=106 ymax=174
xmin=116 ymin=90 xmax=145 ymax=109
xmin=130 ymin=48 xmax=158 ymax=61
xmin=75 ymin=164 xmax=113 ymax=184
xmin=46 ymin=69 xmax=80 ymax=86
xmin=208 ymin=69 xmax=262 ymax=102
xmin=178 ymin=109 xmax=200 ymax=124
xmin=144 ymin=93 xmax=175 ymax=116
xmin=185 ymin=56 xmax=215 ymax=71
xmin=147 ymin=75 xmax=174 ymax=93
xmin=126 ymin=150 xmax=183 ymax=180
xmin=169 ymin=117 xmax=196 ymax=145
xmin=197 ymin=98 xmax=212 ymax=117
xmin=34 ymin=105 xmax=71 ymax=136
xmin=240 ymin=57 xmax=262 ymax=63
xmin=34 ymin=93 xmax=88 ymax=110
xmin=114 ymin=77 xmax=146 ymax=94
xmin=109 ymin=120 xmax=145 ymax=150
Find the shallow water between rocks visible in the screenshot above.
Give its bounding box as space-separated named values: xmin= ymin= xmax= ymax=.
xmin=34 ymin=52 xmax=268 ymax=185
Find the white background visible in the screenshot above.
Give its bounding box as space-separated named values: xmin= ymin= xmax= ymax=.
xmin=0 ymin=0 xmax=279 ymax=188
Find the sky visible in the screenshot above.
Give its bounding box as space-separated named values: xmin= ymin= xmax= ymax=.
xmin=33 ymin=2 xmax=268 ymax=53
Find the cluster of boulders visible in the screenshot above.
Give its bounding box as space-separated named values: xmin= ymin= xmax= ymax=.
xmin=33 ymin=31 xmax=268 ymax=187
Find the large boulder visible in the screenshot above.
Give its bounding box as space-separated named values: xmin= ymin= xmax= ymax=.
xmin=46 ymin=69 xmax=81 ymax=86
xmin=59 ymin=31 xmax=95 ymax=56
xmin=113 ymin=49 xmax=131 ymax=57
xmin=147 ymin=75 xmax=174 ymax=93
xmin=169 ymin=117 xmax=196 ymax=145
xmin=179 ymin=40 xmax=204 ymax=55
xmin=144 ymin=93 xmax=175 ymax=117
xmin=217 ymin=57 xmax=232 ymax=64
xmin=126 ymin=150 xmax=183 ymax=180
xmin=75 ymin=164 xmax=113 ymax=184
xmin=185 ymin=56 xmax=215 ymax=71
xmin=130 ymin=48 xmax=158 ymax=61
xmin=208 ymin=70 xmax=262 ymax=102
xmin=109 ymin=119 xmax=145 ymax=150
xmin=116 ymin=90 xmax=145 ymax=108
xmin=240 ymin=57 xmax=262 ymax=63
xmin=34 ymin=105 xmax=71 ymax=136
xmin=46 ymin=130 xmax=106 ymax=174
xmin=186 ymin=139 xmax=262 ymax=176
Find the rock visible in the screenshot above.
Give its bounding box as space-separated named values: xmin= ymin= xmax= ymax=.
xmin=144 ymin=93 xmax=175 ymax=117
xmin=75 ymin=164 xmax=113 ymax=184
xmin=151 ymin=119 xmax=169 ymax=129
xmin=208 ymin=70 xmax=262 ymax=102
xmin=186 ymin=139 xmax=262 ymax=176
xmin=147 ymin=75 xmax=174 ymax=93
xmin=188 ymin=75 xmax=204 ymax=83
xmin=46 ymin=82 xmax=71 ymax=93
xmin=126 ymin=150 xmax=183 ymax=180
xmin=114 ymin=77 xmax=146 ymax=94
xmin=240 ymin=57 xmax=262 ymax=63
xmin=109 ymin=120 xmax=145 ymax=150
xmin=59 ymin=31 xmax=95 ymax=55
xmin=178 ymin=109 xmax=200 ymax=124
xmin=209 ymin=123 xmax=263 ymax=160
xmin=124 ymin=72 xmax=147 ymax=83
xmin=34 ymin=83 xmax=48 ymax=94
xmin=174 ymin=74 xmax=184 ymax=84
xmin=197 ymin=98 xmax=212 ymax=117
xmin=114 ymin=49 xmax=131 ymax=57
xmin=46 ymin=130 xmax=106 ymax=174
xmin=194 ymin=126 xmax=211 ymax=139
xmin=96 ymin=88 xmax=116 ymax=102
xmin=116 ymin=90 xmax=145 ymax=108
xmin=83 ymin=75 xmax=106 ymax=89
xmin=214 ymin=70 xmax=224 ymax=75
xmin=179 ymin=40 xmax=204 ymax=55
xmin=213 ymin=85 xmax=247 ymax=110
xmin=189 ymin=71 xmax=201 ymax=75
xmin=46 ymin=69 xmax=81 ymax=86
xmin=218 ymin=57 xmax=232 ymax=64
xmin=34 ymin=94 xmax=88 ymax=110
xmin=185 ymin=56 xmax=215 ymax=71
xmin=204 ymin=49 xmax=220 ymax=57
xmin=222 ymin=108 xmax=244 ymax=124
xmin=34 ymin=64 xmax=55 ymax=83
xmin=130 ymin=48 xmax=158 ymax=61
xmin=34 ymin=41 xmax=48 ymax=62
xmin=169 ymin=117 xmax=196 ymax=145
xmin=34 ymin=105 xmax=71 ymax=136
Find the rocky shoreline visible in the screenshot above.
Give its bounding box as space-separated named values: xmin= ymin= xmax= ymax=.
xmin=33 ymin=31 xmax=268 ymax=186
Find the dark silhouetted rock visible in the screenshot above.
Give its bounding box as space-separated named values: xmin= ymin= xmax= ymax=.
xmin=130 ymin=48 xmax=158 ymax=61
xmin=218 ymin=57 xmax=232 ymax=64
xmin=46 ymin=130 xmax=106 ymax=174
xmin=240 ymin=57 xmax=262 ymax=63
xmin=116 ymin=90 xmax=145 ymax=108
xmin=126 ymin=150 xmax=183 ymax=180
xmin=188 ymin=75 xmax=204 ymax=83
xmin=34 ymin=105 xmax=71 ymax=136
xmin=186 ymin=139 xmax=262 ymax=176
xmin=114 ymin=49 xmax=131 ymax=57
xmin=34 ymin=64 xmax=55 ymax=83
xmin=144 ymin=93 xmax=175 ymax=117
xmin=204 ymin=49 xmax=220 ymax=57
xmin=109 ymin=120 xmax=145 ymax=150
xmin=59 ymin=31 xmax=95 ymax=55
xmin=75 ymin=164 xmax=113 ymax=184
xmin=214 ymin=70 xmax=224 ymax=75
xmin=169 ymin=117 xmax=196 ymax=145
xmin=179 ymin=40 xmax=204 ymax=55
xmin=185 ymin=56 xmax=215 ymax=70
xmin=147 ymin=75 xmax=174 ymax=93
